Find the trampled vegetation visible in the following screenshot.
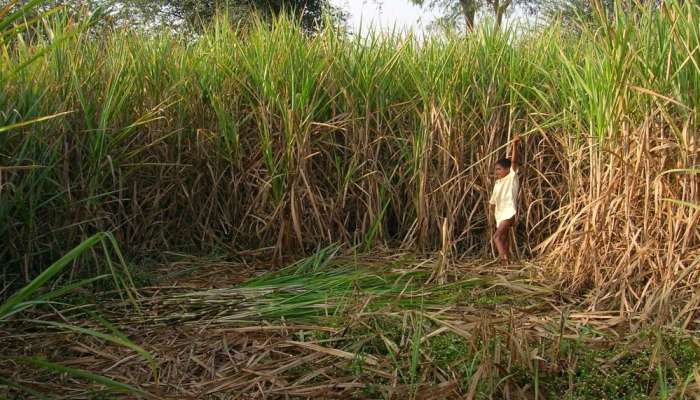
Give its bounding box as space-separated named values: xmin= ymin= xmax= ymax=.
xmin=1 ymin=0 xmax=699 ymax=398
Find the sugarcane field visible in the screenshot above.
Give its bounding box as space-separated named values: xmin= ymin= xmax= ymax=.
xmin=1 ymin=0 xmax=699 ymax=398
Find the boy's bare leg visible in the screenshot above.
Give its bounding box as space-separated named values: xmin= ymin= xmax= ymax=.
xmin=492 ymin=218 xmax=513 ymax=262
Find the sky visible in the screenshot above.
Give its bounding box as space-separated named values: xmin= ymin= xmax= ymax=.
xmin=331 ymin=0 xmax=441 ymax=34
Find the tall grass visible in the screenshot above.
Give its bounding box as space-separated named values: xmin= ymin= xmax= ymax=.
xmin=1 ymin=2 xmax=698 ymax=321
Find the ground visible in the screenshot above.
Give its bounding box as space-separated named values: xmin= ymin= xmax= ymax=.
xmin=2 ymin=253 xmax=700 ymax=399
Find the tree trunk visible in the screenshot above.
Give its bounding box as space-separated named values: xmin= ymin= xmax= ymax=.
xmin=459 ymin=0 xmax=477 ymax=31
xmin=493 ymin=0 xmax=512 ymax=28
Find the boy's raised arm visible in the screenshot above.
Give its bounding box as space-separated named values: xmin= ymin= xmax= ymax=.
xmin=511 ymin=134 xmax=521 ymax=171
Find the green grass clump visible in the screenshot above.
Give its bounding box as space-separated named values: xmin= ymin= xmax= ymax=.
xmin=430 ymin=332 xmax=471 ymax=367
xmin=538 ymin=334 xmax=700 ymax=400
xmin=664 ymin=336 xmax=700 ymax=375
xmin=567 ymin=347 xmax=654 ymax=399
xmin=232 ymin=247 xmax=484 ymax=323
xmin=459 ymin=285 xmax=523 ymax=307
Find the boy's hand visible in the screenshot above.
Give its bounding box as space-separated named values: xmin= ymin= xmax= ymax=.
xmin=511 ymin=135 xmax=521 ymax=170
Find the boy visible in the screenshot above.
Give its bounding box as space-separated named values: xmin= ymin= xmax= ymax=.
xmin=489 ymin=135 xmax=521 ymax=263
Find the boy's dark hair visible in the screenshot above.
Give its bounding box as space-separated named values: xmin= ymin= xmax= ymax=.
xmin=496 ymin=158 xmax=512 ymax=168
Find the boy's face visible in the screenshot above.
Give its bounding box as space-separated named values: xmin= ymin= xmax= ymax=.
xmin=494 ymin=164 xmax=509 ymax=179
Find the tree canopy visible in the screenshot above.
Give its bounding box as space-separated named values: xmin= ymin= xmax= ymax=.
xmin=408 ymin=0 xmax=531 ymax=31
xmin=407 ymin=0 xmax=663 ymax=32
xmin=116 ymin=0 xmax=344 ymax=31
xmin=0 ymin=0 xmax=345 ymax=31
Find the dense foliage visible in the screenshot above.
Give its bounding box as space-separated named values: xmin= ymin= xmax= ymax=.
xmin=1 ymin=2 xmax=698 ymax=320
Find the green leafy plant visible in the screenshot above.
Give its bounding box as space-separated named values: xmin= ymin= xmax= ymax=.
xmin=1 ymin=233 xmax=150 ymax=397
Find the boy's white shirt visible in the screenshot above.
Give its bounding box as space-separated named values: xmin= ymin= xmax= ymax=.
xmin=489 ymin=167 xmax=518 ymax=226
